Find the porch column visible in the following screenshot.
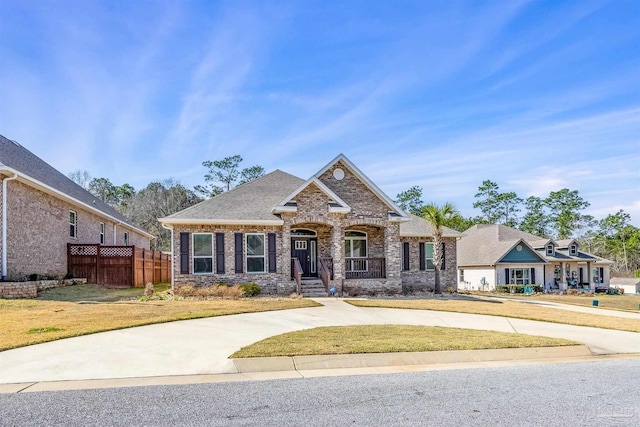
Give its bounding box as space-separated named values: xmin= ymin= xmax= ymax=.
xmin=384 ymin=222 xmax=401 ymax=281
xmin=331 ymin=223 xmax=344 ymax=294
xmin=587 ymin=261 xmax=592 ymax=287
xmin=560 ymin=262 xmax=567 ymax=291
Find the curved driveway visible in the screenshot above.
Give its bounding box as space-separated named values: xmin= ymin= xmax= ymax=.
xmin=1 ymin=298 xmax=639 ymax=384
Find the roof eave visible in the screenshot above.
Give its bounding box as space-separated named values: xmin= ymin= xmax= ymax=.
xmin=158 ymin=218 xmax=284 ymax=226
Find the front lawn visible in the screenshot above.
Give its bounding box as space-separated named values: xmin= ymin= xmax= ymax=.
xmin=481 ymin=292 xmax=640 ymax=312
xmin=231 ymin=325 xmax=577 ymax=357
xmin=345 ymin=299 xmax=640 ymax=333
xmin=36 ymin=283 xmax=172 ymax=302
xmin=1 ymin=285 xmax=320 ymax=351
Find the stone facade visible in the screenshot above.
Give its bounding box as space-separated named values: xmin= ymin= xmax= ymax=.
xmin=0 ymin=179 xmax=149 ymax=281
xmin=400 ymin=237 xmax=458 ymax=293
xmin=0 ymin=278 xmax=87 ymax=299
xmin=169 ymin=159 xmax=458 ymax=296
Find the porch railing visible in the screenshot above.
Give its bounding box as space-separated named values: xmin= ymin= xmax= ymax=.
xmin=291 ymin=257 xmax=303 ymax=295
xmin=319 ymin=258 xmax=333 ymax=293
xmin=345 ymin=257 xmax=386 ymax=279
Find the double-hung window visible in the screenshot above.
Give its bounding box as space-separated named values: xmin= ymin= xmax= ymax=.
xmin=569 ymin=244 xmax=577 ymax=256
xmin=193 ymin=233 xmax=213 ymax=274
xmin=246 ymin=234 xmax=266 ymax=273
xmin=425 ymin=242 xmax=435 ymax=271
xmin=345 ymin=231 xmax=367 ymax=271
xmin=123 ymin=232 xmax=129 ymax=246
xmin=99 ymin=223 xmax=105 ymax=244
xmin=69 ymin=211 xmax=77 ymax=238
xmin=546 ymin=244 xmax=554 ymax=256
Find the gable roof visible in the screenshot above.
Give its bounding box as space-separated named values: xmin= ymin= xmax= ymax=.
xmin=0 ymin=134 xmax=152 ymax=238
xmin=160 ymin=170 xmax=304 ymax=225
xmin=272 ymin=177 xmax=351 ymax=214
xmin=399 ymin=214 xmax=464 ymax=238
xmin=458 ymin=224 xmax=612 ymax=267
xmin=315 ymin=154 xmax=409 ymax=221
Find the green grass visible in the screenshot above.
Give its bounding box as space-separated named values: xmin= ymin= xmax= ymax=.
xmin=36 ymin=283 xmax=171 ymax=302
xmin=231 ymin=325 xmax=577 ymax=358
xmin=479 ymin=292 xmax=640 ymax=312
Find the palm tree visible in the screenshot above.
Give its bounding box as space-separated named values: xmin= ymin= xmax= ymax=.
xmin=422 ymin=202 xmax=459 ymax=294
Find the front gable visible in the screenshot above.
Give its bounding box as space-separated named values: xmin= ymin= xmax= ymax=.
xmin=272 ymin=177 xmax=351 ymax=215
xmin=499 ymin=240 xmax=547 ymax=263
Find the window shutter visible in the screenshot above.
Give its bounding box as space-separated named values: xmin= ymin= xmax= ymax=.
xmin=179 ymin=233 xmax=190 ymax=274
xmin=599 ymin=267 xmax=604 ymax=282
xmin=234 ymin=233 xmax=244 ymax=273
xmin=441 ymin=242 xmax=446 ymax=270
xmin=531 ymin=268 xmax=536 ymax=284
xmin=268 ymin=233 xmax=277 ymax=273
xmin=505 ymin=268 xmax=509 ymax=285
xmin=402 ymin=242 xmax=410 ymax=271
xmin=215 ymin=233 xmax=225 ymax=274
xmin=419 ymin=243 xmax=425 ymax=271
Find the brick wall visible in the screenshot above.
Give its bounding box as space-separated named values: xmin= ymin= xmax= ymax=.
xmin=400 ymin=237 xmax=458 ymax=292
xmin=0 ymin=278 xmax=87 ymax=299
xmin=1 ymin=179 xmax=149 ymax=281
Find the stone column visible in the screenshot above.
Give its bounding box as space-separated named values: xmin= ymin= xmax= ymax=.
xmin=384 ymin=222 xmax=401 ymax=282
xmin=331 ymin=222 xmax=344 ymax=295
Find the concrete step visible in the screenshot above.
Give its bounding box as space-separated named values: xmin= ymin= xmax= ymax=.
xmin=300 ymin=280 xmax=328 ymax=297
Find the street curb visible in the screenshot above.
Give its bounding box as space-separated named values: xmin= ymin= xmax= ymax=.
xmin=232 ymin=345 xmax=593 ymax=372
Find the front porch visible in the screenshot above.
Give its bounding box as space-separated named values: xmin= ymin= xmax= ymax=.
xmin=547 ymin=262 xmax=608 ymax=292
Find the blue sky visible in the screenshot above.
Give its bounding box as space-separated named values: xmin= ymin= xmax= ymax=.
xmin=1 ymin=0 xmax=639 ymax=225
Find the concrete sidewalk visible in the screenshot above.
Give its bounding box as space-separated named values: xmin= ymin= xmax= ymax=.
xmin=1 ymin=298 xmax=639 ymax=386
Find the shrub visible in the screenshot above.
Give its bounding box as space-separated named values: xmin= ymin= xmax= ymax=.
xmin=567 ymin=289 xmax=579 ymax=295
xmin=496 ymin=284 xmax=544 ymax=294
xmin=445 ymin=286 xmax=456 ymax=294
xmin=240 ymin=283 xmax=261 ymax=297
xmin=144 ymin=282 xmax=154 ymax=298
xmin=289 ymin=292 xmax=302 ymax=299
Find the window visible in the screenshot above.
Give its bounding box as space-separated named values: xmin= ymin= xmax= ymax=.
xmin=345 ymin=231 xmax=367 ymax=257
xmin=459 ymin=269 xmax=464 ymax=282
xmin=570 ymin=244 xmax=577 ymax=256
xmin=246 ymin=234 xmax=265 ymax=273
xmin=193 ymin=233 xmax=213 ymax=274
xmin=546 ymin=244 xmax=554 ymax=256
xmin=99 ymin=223 xmax=105 ymax=244
xmin=425 ymin=242 xmax=435 ymax=271
xmin=69 ymin=211 xmax=77 ymax=238
xmin=290 ymin=229 xmax=317 ymax=236
xmin=123 ymin=232 xmax=129 ymax=246
xmin=509 ymin=268 xmax=530 ymax=285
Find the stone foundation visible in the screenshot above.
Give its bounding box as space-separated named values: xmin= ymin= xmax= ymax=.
xmin=341 ymin=279 xmax=402 ymax=296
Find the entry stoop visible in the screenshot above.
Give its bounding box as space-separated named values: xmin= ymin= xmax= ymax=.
xmin=300 ymin=280 xmax=328 ymax=297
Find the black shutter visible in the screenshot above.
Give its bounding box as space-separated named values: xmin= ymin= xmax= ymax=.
xmin=505 ymin=268 xmax=510 ymax=285
xmin=531 ymin=268 xmax=535 ymax=284
xmin=419 ymin=243 xmax=425 ymax=271
xmin=234 ymin=233 xmax=244 ymax=273
xmin=215 ymin=233 xmax=225 ymax=274
xmin=441 ymin=242 xmax=446 ymax=270
xmin=402 ymin=242 xmax=410 ymax=271
xmin=268 ymin=233 xmax=277 ymax=273
xmin=179 ymin=232 xmax=190 ymax=274
xmin=599 ymin=267 xmax=604 ymax=283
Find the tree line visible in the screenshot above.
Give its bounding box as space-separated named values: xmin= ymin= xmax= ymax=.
xmin=396 ymin=181 xmax=639 ymax=277
xmin=68 ymin=155 xmax=264 ymax=251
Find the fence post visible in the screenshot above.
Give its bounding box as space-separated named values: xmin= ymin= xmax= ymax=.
xmin=152 ymin=250 xmax=156 ymax=284
xmin=96 ymin=244 xmax=101 ymax=286
xmin=67 ymin=243 xmax=71 ymax=278
xmin=132 ymin=246 xmax=137 ymax=288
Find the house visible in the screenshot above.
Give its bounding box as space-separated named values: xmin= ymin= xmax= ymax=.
xmin=457 ymin=224 xmax=613 ymax=292
xmin=0 ymin=134 xmax=153 ymax=281
xmin=159 ymin=154 xmax=462 ymax=296
xmin=610 ymin=278 xmax=640 ymax=295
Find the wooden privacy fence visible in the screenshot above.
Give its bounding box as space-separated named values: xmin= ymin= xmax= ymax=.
xmin=68 ymin=244 xmax=171 ymax=288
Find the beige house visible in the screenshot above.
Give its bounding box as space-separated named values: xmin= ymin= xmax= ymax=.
xmin=0 ymin=134 xmax=152 ymax=281
xmin=457 ymin=224 xmax=612 ymax=292
xmin=160 ymin=154 xmax=462 ymax=296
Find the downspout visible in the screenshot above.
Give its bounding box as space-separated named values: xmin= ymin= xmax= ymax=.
xmin=113 ymin=222 xmax=121 ymax=245
xmin=161 ymin=223 xmax=175 ymax=292
xmin=2 ymin=173 xmax=18 ymax=281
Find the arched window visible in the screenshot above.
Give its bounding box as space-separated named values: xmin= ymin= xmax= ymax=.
xmin=290 ymin=229 xmax=317 ymax=236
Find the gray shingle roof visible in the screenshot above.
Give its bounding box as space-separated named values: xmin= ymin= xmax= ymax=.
xmin=0 ymin=134 xmax=150 ymax=236
xmin=458 ymin=224 xmax=612 ymax=266
xmin=161 ymin=170 xmax=305 ymax=223
xmin=399 ymin=214 xmax=464 ymax=238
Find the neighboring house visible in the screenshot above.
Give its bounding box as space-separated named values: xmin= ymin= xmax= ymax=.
xmin=0 ymin=134 xmax=152 ymax=281
xmin=457 ymin=224 xmax=612 ymax=292
xmin=159 ymin=154 xmax=462 ymax=296
xmin=610 ymin=278 xmax=640 ymax=295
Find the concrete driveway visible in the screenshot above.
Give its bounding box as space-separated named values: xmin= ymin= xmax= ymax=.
xmin=1 ymin=298 xmax=639 ymax=384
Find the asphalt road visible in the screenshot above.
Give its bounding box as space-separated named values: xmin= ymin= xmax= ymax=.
xmin=3 ymin=359 xmax=639 ymax=426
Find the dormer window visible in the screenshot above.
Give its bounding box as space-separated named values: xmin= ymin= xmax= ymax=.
xmin=570 ymin=244 xmax=577 ymax=256
xmin=546 ymin=244 xmax=554 ymax=256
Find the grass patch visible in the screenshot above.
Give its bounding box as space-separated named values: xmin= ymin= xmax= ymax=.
xmin=345 ymin=299 xmax=640 ymax=333
xmin=36 ymin=283 xmax=172 ymax=302
xmin=0 ymin=298 xmax=320 ymax=351
xmin=480 ymin=292 xmax=640 ymax=312
xmin=231 ymin=325 xmax=577 ymax=358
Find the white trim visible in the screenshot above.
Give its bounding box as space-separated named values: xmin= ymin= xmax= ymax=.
xmin=99 ymin=222 xmax=105 ymax=245
xmin=425 ymin=242 xmax=435 ymax=271
xmin=496 ymin=238 xmax=549 ymax=264
xmin=246 ymin=233 xmax=266 ymax=273
xmin=159 ymin=218 xmax=284 ymax=226
xmin=161 ymin=223 xmax=175 ymax=291
xmin=69 ymin=210 xmax=78 ymax=239
xmin=123 ymin=231 xmax=129 ymax=246
xmin=272 ymin=177 xmax=351 ymax=214
xmin=1 ymin=173 xmax=18 ymax=280
xmin=192 ymin=233 xmax=214 ymax=275
xmin=0 ymin=166 xmax=154 ymax=239
xmin=313 ymin=154 xmax=409 ymax=219
xmin=344 ymin=230 xmax=368 ymax=258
